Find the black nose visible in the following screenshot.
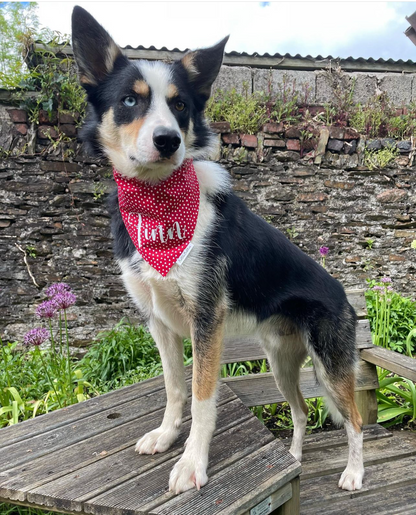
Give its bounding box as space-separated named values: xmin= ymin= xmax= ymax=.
xmin=153 ymin=127 xmax=181 ymax=158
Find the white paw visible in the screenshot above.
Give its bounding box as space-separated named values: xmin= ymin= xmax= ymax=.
xmin=338 ymin=466 xmax=364 ymax=491
xmin=169 ymin=453 xmax=208 ymax=494
xmin=135 ymin=426 xmax=179 ymax=455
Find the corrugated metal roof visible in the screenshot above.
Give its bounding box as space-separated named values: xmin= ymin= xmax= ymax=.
xmin=33 ymin=42 xmax=416 ymax=73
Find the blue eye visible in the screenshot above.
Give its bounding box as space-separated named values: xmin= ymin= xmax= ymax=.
xmin=123 ymin=96 xmax=137 ymax=107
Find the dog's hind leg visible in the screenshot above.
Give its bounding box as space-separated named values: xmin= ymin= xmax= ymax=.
xmin=135 ymin=316 xmax=187 ymax=455
xmin=308 ymin=305 xmax=364 ymax=491
xmin=261 ymin=329 xmax=308 ymax=462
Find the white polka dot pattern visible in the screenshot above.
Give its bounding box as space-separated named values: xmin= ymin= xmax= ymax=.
xmin=113 ymin=159 xmax=200 ymax=277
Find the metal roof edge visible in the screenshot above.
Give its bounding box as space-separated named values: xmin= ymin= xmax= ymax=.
xmin=32 ymin=42 xmax=416 ymax=74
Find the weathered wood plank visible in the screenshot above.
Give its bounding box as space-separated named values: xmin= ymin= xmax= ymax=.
xmin=222 ymin=319 xmax=372 ymax=365
xmin=149 ymin=441 xmax=300 ymax=515
xmin=283 ymin=424 xmax=391 ymax=453
xmin=0 ymin=371 xmax=169 ymax=448
xmin=355 ymin=387 xmax=378 ymax=425
xmin=80 ymin=418 xmax=277 ymax=515
xmin=361 ymin=345 xmax=416 ymax=382
xmin=240 ymin=482 xmax=293 ymax=515
xmin=277 ymin=477 xmax=299 ymax=515
xmin=22 ymin=399 xmax=257 ymax=512
xmin=223 ymin=360 xmax=379 ymax=407
xmin=0 ymin=384 xmax=235 ymax=498
xmin=301 ymin=432 xmax=416 ymax=479
xmin=301 ymin=479 xmax=416 ymax=515
xmin=300 ymin=454 xmax=416 ymax=509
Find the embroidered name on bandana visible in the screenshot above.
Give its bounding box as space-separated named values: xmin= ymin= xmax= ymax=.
xmin=114 ymin=159 xmax=200 ymax=277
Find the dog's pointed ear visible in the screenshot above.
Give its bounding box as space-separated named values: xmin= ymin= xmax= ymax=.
xmin=71 ymin=6 xmax=128 ymax=87
xmin=180 ymin=36 xmax=229 ymax=99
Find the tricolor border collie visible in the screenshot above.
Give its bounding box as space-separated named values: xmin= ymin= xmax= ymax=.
xmin=71 ymin=5 xmax=364 ymax=494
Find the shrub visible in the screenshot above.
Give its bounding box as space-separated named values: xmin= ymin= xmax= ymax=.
xmin=206 ymin=84 xmax=267 ymax=134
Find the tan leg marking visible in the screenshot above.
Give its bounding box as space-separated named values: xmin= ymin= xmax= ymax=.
xmin=192 ymin=318 xmax=225 ymax=402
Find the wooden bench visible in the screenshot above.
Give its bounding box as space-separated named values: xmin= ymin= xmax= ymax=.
xmin=1 ymin=290 xmax=416 ymax=514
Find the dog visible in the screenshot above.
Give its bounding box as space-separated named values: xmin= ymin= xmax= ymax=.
xmin=71 ymin=5 xmax=364 ymax=495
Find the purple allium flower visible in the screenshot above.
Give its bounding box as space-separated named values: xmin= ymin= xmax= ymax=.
xmin=372 ymin=285 xmax=383 ymax=291
xmin=45 ymin=282 xmax=71 ymax=298
xmin=24 ymin=327 xmax=49 ymax=346
xmin=36 ymin=299 xmax=58 ymax=319
xmin=319 ymin=246 xmax=329 ymax=257
xmin=53 ymin=291 xmax=77 ymax=310
xmin=381 ymin=277 xmax=392 ymax=283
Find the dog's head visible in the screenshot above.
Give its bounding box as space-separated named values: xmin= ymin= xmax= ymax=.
xmin=71 ymin=6 xmax=228 ymax=182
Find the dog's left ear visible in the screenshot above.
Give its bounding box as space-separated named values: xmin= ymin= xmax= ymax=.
xmin=71 ymin=6 xmax=128 ymax=88
xmin=180 ymin=36 xmax=229 ymax=99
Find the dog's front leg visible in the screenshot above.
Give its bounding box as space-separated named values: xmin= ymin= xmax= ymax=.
xmin=169 ymin=309 xmax=225 ymax=494
xmin=135 ymin=317 xmax=187 ymax=455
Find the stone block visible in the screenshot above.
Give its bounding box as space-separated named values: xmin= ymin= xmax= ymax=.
xmin=210 ymin=121 xmax=230 ymax=133
xmin=264 ymin=139 xmax=285 ymax=148
xmin=240 ymin=134 xmax=258 ymax=148
xmin=59 ymin=112 xmax=79 ymax=124
xmin=324 ymin=180 xmax=354 ymax=190
xmin=377 ymin=73 xmax=413 ymax=106
xmin=253 ymin=69 xmax=316 ymax=104
xmin=381 ymin=138 xmax=396 ymax=148
xmin=263 ymin=122 xmax=284 ymax=133
xmin=297 ymin=192 xmax=328 ymax=202
xmin=348 ymin=72 xmax=377 ymax=104
xmin=14 ymin=123 xmax=28 ymax=136
xmin=343 ymin=140 xmax=357 ymax=154
xmin=212 ymin=65 xmax=252 ymax=95
xmin=39 ymin=110 xmax=58 ymax=125
xmin=327 ymin=139 xmax=344 ymax=152
xmin=273 ymin=151 xmax=300 ymax=162
xmin=329 ymin=127 xmax=344 ymax=139
xmin=285 ymin=127 xmax=301 ymax=138
xmin=286 ymin=139 xmax=300 ymax=151
xmin=344 ymin=128 xmax=360 ymax=140
xmin=38 ymin=125 xmax=59 ymax=140
xmin=397 ymin=141 xmax=411 ymax=152
xmin=222 ymin=133 xmax=240 ymax=145
xmin=41 ymin=160 xmax=81 ymax=172
xmin=60 ymin=124 xmax=77 ymax=137
xmin=366 ymin=139 xmax=382 ymax=150
xmin=7 ymin=109 xmax=27 ymax=123
xmin=377 ymin=189 xmax=407 ymax=202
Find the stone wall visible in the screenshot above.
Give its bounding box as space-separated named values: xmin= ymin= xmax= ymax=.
xmin=213 ymin=66 xmax=416 ymax=106
xmin=1 ymin=104 xmax=415 ymax=346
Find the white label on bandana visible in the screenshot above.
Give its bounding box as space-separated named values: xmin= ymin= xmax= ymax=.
xmin=176 ymin=243 xmax=194 ymax=266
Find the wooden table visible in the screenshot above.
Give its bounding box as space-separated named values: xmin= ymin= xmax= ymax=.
xmin=0 ymin=374 xmax=301 ymax=515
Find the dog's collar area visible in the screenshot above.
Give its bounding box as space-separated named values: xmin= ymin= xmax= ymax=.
xmin=113 ymin=159 xmax=200 ymax=277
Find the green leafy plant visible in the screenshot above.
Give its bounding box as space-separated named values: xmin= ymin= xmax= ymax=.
xmin=366 ymin=278 xmax=416 ymax=356
xmin=365 ymin=238 xmax=374 ymax=250
xmin=206 ymin=84 xmax=267 ymax=134
xmin=377 ymin=369 xmax=416 ymax=427
xmin=364 ymin=145 xmax=398 ymax=170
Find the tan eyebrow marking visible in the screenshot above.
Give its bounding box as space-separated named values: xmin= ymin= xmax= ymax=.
xmin=167 ymin=83 xmax=179 ymax=99
xmin=133 ymin=80 xmax=150 ymax=96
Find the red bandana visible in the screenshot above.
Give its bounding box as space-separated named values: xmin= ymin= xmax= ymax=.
xmin=113 ymin=159 xmax=200 ymax=277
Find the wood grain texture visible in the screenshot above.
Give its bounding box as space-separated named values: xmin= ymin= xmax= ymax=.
xmin=360 ymin=345 xmax=416 ymax=382
xmin=150 ymin=441 xmax=300 ymax=515
xmin=301 ymin=432 xmax=416 ymax=480
xmin=223 ymin=360 xmax=379 ymax=407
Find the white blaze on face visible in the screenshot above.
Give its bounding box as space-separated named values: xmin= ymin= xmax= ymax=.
xmin=133 ymin=60 xmax=185 ymax=169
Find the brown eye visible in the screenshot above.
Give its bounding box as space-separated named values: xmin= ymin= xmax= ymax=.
xmin=175 ymin=101 xmax=185 ymax=112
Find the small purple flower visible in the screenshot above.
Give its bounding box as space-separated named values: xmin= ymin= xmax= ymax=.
xmin=387 ymin=286 xmax=393 ymax=292
xmin=319 ymin=246 xmax=329 ymax=257
xmin=24 ymin=327 xmax=49 ymax=346
xmin=381 ymin=277 xmax=392 ymax=283
xmin=53 ymin=291 xmax=77 ymax=310
xmin=36 ymin=299 xmax=58 ymax=319
xmin=45 ymin=282 xmax=71 ymax=298
xmin=372 ymin=285 xmax=383 ymax=292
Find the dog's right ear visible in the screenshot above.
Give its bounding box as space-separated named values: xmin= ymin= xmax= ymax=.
xmin=71 ymin=6 xmax=128 ymax=88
